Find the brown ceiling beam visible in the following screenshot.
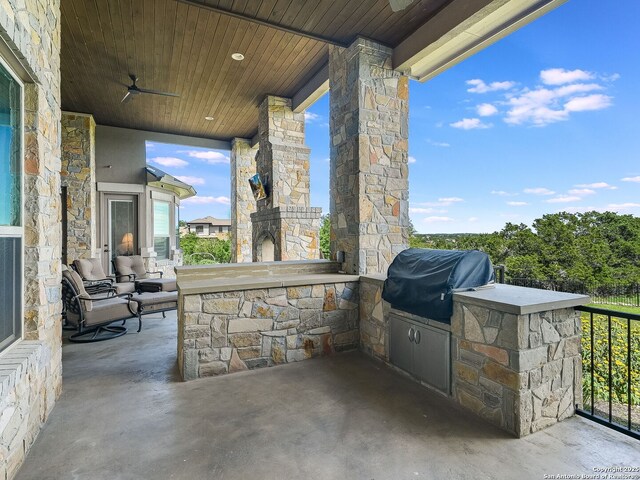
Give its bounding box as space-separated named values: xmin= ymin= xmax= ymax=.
xmin=175 ymin=0 xmax=350 ymax=48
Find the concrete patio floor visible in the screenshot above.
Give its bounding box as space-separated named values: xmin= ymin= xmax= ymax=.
xmin=16 ymin=312 xmax=639 ymax=480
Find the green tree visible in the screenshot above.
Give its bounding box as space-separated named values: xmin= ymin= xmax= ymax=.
xmin=319 ymin=214 xmax=331 ymax=259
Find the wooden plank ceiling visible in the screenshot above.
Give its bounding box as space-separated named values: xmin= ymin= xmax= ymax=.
xmin=61 ymin=0 xmax=450 ymax=141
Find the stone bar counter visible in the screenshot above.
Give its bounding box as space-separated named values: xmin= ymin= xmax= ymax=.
xmin=360 ymin=278 xmax=589 ymax=437
xmin=175 ymin=261 xmax=359 ymax=380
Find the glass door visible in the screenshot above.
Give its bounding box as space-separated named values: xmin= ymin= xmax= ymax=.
xmin=103 ymin=194 xmax=138 ymax=274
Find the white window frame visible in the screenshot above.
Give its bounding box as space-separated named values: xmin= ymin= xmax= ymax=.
xmin=0 ymin=53 xmax=24 ymax=353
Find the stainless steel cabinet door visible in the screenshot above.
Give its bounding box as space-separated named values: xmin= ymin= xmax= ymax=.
xmin=413 ymin=324 xmax=450 ymax=394
xmin=389 ymin=314 xmax=413 ymax=374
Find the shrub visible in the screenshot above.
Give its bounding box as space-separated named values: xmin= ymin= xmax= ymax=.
xmin=581 ymin=312 xmax=640 ymax=406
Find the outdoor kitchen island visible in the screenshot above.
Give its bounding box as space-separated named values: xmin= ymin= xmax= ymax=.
xmin=360 ymin=276 xmax=590 ymax=437
xmin=175 ymin=261 xmax=360 ymax=381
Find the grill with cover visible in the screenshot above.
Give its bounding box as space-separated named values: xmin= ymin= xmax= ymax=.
xmin=382 ymin=248 xmax=495 ymax=323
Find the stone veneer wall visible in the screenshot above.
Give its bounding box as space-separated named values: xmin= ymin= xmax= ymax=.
xmin=251 ymin=206 xmax=322 ymax=261
xmin=359 ymin=277 xmax=389 ymax=361
xmin=329 ymin=38 xmax=409 ymax=275
xmin=61 ymin=112 xmax=96 ymax=263
xmin=0 ymin=1 xmax=63 ymax=478
xmin=230 ymin=138 xmax=257 ymax=263
xmin=179 ymin=282 xmax=359 ymax=380
xmin=250 ymin=96 xmax=321 ymax=261
xmin=451 ymin=303 xmax=582 ymax=436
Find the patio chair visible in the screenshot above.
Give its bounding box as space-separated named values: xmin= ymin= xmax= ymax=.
xmin=62 ymin=267 xmax=137 ymax=343
xmin=113 ymin=255 xmax=177 ymax=293
xmin=73 ymin=258 xmax=136 ymax=295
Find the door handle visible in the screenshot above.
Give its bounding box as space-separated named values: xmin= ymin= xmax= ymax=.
xmin=414 ymin=329 xmax=421 ymax=344
xmin=408 ymin=327 xmax=415 ymax=343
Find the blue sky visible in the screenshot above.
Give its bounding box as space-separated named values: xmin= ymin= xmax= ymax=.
xmin=147 ymin=0 xmax=640 ymax=233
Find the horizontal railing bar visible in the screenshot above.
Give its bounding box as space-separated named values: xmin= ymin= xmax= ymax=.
xmin=575 ymin=409 xmax=640 ymax=441
xmin=576 ymin=305 xmax=640 ymax=321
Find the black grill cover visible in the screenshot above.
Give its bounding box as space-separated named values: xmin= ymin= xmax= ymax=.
xmin=382 ymin=248 xmax=495 ymax=323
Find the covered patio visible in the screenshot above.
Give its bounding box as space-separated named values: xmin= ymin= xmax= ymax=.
xmin=15 ymin=314 xmax=639 ymax=480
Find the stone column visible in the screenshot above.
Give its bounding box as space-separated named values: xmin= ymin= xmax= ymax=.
xmin=230 ymin=138 xmax=257 ymax=263
xmin=451 ymin=289 xmax=583 ymax=437
xmin=329 ymin=38 xmax=409 ymax=275
xmin=61 ymin=112 xmax=97 ymax=263
xmin=250 ymin=96 xmax=321 ymax=261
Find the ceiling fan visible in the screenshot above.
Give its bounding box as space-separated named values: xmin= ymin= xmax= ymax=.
xmin=121 ymin=74 xmax=179 ymax=103
xmin=389 ymin=0 xmax=416 ymax=12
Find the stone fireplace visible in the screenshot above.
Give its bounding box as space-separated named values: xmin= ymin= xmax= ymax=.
xmin=250 ymin=96 xmax=322 ymax=261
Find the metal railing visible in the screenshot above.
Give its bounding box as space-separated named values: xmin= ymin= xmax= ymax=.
xmin=575 ymin=305 xmax=640 ymax=440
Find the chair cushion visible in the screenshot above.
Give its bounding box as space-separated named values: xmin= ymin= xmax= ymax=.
xmin=132 ymin=292 xmax=178 ymax=314
xmin=138 ymin=278 xmax=177 ymax=292
xmin=114 ymin=255 xmax=147 ymax=279
xmin=62 ymin=268 xmax=92 ymax=312
xmin=74 ymin=258 xmax=107 ymax=281
xmin=83 ymin=298 xmax=137 ymax=327
xmin=114 ymin=282 xmax=136 ymax=294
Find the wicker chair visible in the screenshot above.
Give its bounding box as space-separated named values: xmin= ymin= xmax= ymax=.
xmin=62 ymin=267 xmax=137 ymax=343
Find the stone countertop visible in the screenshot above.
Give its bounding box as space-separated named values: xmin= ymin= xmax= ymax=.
xmin=359 ymin=274 xmax=386 ymax=285
xmin=453 ymin=284 xmax=590 ymax=315
xmin=178 ymin=273 xmax=361 ymax=296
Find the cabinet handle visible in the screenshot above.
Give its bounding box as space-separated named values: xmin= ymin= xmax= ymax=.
xmin=408 ymin=327 xmax=415 ymax=342
xmin=414 ymin=329 xmax=421 ymax=344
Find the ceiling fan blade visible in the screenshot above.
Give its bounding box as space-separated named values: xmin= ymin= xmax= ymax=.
xmin=137 ymin=87 xmax=180 ymax=98
xmin=121 ymin=91 xmax=133 ymax=103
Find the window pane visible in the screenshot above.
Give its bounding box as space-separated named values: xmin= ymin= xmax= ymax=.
xmin=153 ymin=201 xmax=170 ymax=236
xmin=110 ymin=200 xmax=136 ymax=258
xmin=0 ymin=64 xmax=21 ymax=226
xmin=154 ymin=237 xmax=170 ymax=260
xmin=0 ymin=237 xmax=21 ymax=349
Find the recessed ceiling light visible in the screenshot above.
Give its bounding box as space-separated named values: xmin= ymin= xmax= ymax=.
xmin=231 ymin=53 xmax=245 ymax=61
xmin=204 ymin=116 xmax=214 ymax=121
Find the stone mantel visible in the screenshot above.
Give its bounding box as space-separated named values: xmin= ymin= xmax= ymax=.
xmin=453 ymin=284 xmax=590 ymax=315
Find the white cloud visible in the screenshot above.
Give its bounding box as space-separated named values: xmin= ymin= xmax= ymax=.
xmin=621 ymin=176 xmax=640 ymax=183
xmin=175 ymin=175 xmax=205 ymax=186
xmin=575 ymin=182 xmax=617 ymax=189
xmin=423 ymin=216 xmax=454 ymax=223
xmin=408 ymin=156 xmax=417 ymax=164
xmin=182 ymin=195 xmax=230 ymax=205
xmin=546 ymin=195 xmax=582 ymax=203
xmin=540 ymin=68 xmax=593 ymax=85
xmin=607 ymin=203 xmax=640 ymax=211
xmin=491 ymin=190 xmax=517 ymax=196
xmin=468 ymin=217 xmax=478 ymax=222
xmin=564 ymin=94 xmax=612 ymax=112
xmin=427 ymin=139 xmax=450 ymax=147
xmin=304 ymin=111 xmax=320 ymax=122
xmin=504 ymin=81 xmax=612 ymax=126
xmin=181 ymin=150 xmax=229 ymax=165
xmin=568 ymin=188 xmax=596 ymax=196
xmin=414 ymin=197 xmax=463 ymax=208
xmin=466 ymin=79 xmax=515 ymax=93
xmin=450 ymin=118 xmax=492 ymax=130
xmin=524 ymin=187 xmax=555 ymax=196
xmin=507 ymin=201 xmax=529 ymax=206
xmin=146 ymin=142 xmax=156 ymax=150
xmin=410 ymin=207 xmax=447 ymax=214
xmin=439 ymin=197 xmax=464 ymax=204
xmin=149 ymin=156 xmax=188 ymax=168
xmin=477 ymin=103 xmax=498 ymax=116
